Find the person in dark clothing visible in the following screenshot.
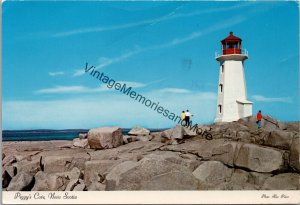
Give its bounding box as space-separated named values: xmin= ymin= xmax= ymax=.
xmin=185 ymin=110 xmax=192 ymax=126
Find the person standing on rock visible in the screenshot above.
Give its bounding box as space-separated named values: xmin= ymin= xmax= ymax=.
xmin=185 ymin=110 xmax=193 ymax=126
xmin=256 ymin=110 xmax=262 ymax=128
xmin=181 ymin=111 xmax=186 ymax=126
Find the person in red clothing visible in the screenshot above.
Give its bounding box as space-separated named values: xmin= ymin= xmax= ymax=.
xmin=256 ymin=110 xmax=262 ymax=128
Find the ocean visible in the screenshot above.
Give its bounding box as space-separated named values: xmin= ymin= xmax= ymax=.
xmin=2 ymin=128 xmax=165 ymax=141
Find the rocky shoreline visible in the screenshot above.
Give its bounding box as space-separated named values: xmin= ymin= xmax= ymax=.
xmin=2 ymin=116 xmax=300 ymax=191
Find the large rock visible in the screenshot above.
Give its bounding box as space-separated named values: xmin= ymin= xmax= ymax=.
xmin=128 ymin=127 xmax=150 ymax=136
xmin=192 ymin=161 xmax=233 ymax=189
xmin=210 ymin=141 xmax=238 ymax=166
xmin=73 ymin=138 xmax=89 ymax=148
xmin=234 ymin=143 xmax=284 ymax=172
xmin=161 ymin=139 xmax=286 ymax=173
xmin=142 ymin=152 xmax=201 ymax=172
xmin=32 ymin=171 xmax=69 ymax=191
xmin=262 ymin=116 xmax=285 ymax=131
xmin=14 ymin=158 xmax=42 ymax=175
xmin=290 ymin=135 xmax=300 ymax=172
xmin=160 ymin=138 xmax=237 ymax=166
xmin=261 ymin=173 xmax=300 ymax=190
xmin=162 ymin=125 xmax=184 ymax=140
xmin=105 ymin=152 xmax=199 ymax=190
xmin=140 ymin=171 xmax=198 ymax=190
xmin=105 ymin=161 xmax=140 ymax=190
xmin=37 ymin=167 xmax=81 ymax=191
xmin=84 ymin=160 xmax=119 ymax=186
xmin=264 ymin=130 xmax=294 ymax=149
xmin=88 ymin=127 xmax=123 ymax=149
xmin=42 ymin=149 xmax=90 ymax=173
xmin=7 ymin=172 xmax=34 ymax=191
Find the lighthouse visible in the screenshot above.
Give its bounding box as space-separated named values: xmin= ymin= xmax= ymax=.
xmin=214 ymin=32 xmax=253 ymax=122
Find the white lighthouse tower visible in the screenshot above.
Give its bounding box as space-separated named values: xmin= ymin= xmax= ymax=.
xmin=214 ymin=32 xmax=253 ymax=122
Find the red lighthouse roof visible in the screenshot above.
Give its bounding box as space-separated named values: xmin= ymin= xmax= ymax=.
xmin=221 ymin=32 xmax=242 ymax=43
xmin=220 ymin=32 xmax=243 ymax=55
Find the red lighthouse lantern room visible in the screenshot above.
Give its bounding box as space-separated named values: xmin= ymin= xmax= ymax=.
xmin=221 ymin=32 xmax=242 ymax=55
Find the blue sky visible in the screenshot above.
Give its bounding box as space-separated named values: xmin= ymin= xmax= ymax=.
xmin=2 ymin=1 xmax=299 ymax=130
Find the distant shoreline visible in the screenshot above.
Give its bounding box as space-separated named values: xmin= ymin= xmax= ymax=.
xmin=2 ymin=128 xmax=167 ymax=142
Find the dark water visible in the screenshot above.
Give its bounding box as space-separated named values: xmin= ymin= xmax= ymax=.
xmin=2 ymin=128 xmax=165 ymax=141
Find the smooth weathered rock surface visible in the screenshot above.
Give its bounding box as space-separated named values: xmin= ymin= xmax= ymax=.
xmin=162 ymin=125 xmax=184 ymax=139
xmin=14 ymin=158 xmax=41 ymax=175
xmin=128 ymin=127 xmax=150 ymax=136
xmin=264 ymin=130 xmax=294 ymax=149
xmin=234 ymin=143 xmax=284 ymax=173
xmin=105 ymin=161 xmax=140 ymax=190
xmin=32 ymin=171 xmax=68 ymax=191
xmin=140 ymin=171 xmax=198 ymax=190
xmin=73 ymin=138 xmax=89 ymax=148
xmin=261 ymin=173 xmax=300 ymax=190
xmin=84 ymin=160 xmax=119 ymax=186
xmin=42 ymin=149 xmax=90 ymax=173
xmin=7 ymin=172 xmax=34 ymax=191
xmin=88 ymin=127 xmax=123 ymax=149
xmin=193 ymin=161 xmax=232 ymax=189
xmin=106 ymin=152 xmax=199 ymax=190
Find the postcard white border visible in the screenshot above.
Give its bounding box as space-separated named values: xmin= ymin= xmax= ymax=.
xmin=2 ymin=191 xmax=300 ymax=204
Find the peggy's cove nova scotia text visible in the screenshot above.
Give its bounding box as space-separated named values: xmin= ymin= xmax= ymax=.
xmin=2 ymin=1 xmax=299 ymax=204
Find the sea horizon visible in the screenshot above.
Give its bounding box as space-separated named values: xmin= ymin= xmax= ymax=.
xmin=2 ymin=128 xmax=168 ymax=142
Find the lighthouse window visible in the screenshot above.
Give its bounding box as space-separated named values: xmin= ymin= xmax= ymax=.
xmin=221 ymin=65 xmax=224 ymax=72
xmin=219 ymin=84 xmax=223 ymax=92
xmin=218 ymin=105 xmax=222 ymax=113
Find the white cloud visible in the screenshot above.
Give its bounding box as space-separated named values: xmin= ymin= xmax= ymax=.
xmin=35 ymin=85 xmax=107 ymax=94
xmin=96 ymin=50 xmax=140 ymax=70
xmin=157 ymin=88 xmax=191 ymax=94
xmin=48 ymin=71 xmax=64 ymax=76
xmin=35 ymin=81 xmax=147 ymax=94
xmin=252 ymin=95 xmax=292 ymax=103
xmin=117 ymin=81 xmax=146 ymax=88
xmin=73 ymin=69 xmax=85 ymax=77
